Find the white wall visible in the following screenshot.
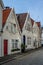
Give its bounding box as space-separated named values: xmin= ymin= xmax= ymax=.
xmin=0 ymin=5 xmax=2 ymax=32
xmin=41 ymin=29 xmax=43 ymax=44
xmin=33 ymin=22 xmax=41 ymax=48
xmin=2 ymin=30 xmax=21 ymax=55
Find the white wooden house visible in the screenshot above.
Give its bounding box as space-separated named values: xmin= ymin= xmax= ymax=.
xmin=0 ymin=7 xmax=21 ymax=57
xmin=32 ymin=21 xmax=41 ymax=48
xmin=16 ymin=13 xmax=35 ymax=50
xmin=16 ymin=13 xmax=41 ymax=50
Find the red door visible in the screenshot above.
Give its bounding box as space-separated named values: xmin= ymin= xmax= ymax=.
xmin=4 ymin=40 xmax=8 ymax=56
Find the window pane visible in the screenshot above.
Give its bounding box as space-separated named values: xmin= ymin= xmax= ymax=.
xmin=27 ymin=37 xmax=31 ymax=45
xmin=12 ymin=39 xmax=14 ymax=48
xmin=11 ymin=24 xmax=13 ymax=32
xmin=15 ymin=40 xmax=18 ymax=48
xmin=6 ymin=26 xmax=8 ymax=30
xmin=11 ymin=24 xmax=16 ymax=33
xmin=14 ymin=24 xmax=16 ymax=33
xmin=25 ymin=23 xmax=30 ymax=31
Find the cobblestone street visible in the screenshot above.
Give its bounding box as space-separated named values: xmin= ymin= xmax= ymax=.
xmin=2 ymin=47 xmax=43 ymax=65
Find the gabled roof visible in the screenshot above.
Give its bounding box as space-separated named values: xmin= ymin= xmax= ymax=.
xmin=16 ymin=13 xmax=27 ymax=31
xmin=30 ymin=18 xmax=41 ymax=28
xmin=30 ymin=18 xmax=34 ymax=26
xmin=36 ymin=22 xmax=41 ymax=28
xmin=2 ymin=8 xmax=11 ymax=27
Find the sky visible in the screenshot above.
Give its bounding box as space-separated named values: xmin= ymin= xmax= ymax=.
xmin=3 ymin=0 xmax=43 ymax=26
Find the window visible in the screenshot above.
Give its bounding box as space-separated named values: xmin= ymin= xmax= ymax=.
xmin=34 ymin=42 xmax=35 ymax=46
xmin=27 ymin=37 xmax=31 ymax=45
xmin=14 ymin=24 xmax=16 ymax=33
xmin=25 ymin=23 xmax=31 ymax=31
xmin=6 ymin=26 xmax=8 ymax=30
xmin=12 ymin=39 xmax=14 ymax=48
xmin=11 ymin=24 xmax=13 ymax=32
xmin=15 ymin=40 xmax=18 ymax=48
xmin=11 ymin=24 xmax=16 ymax=33
xmin=33 ymin=27 xmax=38 ymax=33
xmin=12 ymin=39 xmax=18 ymax=49
xmin=33 ymin=28 xmax=36 ymax=33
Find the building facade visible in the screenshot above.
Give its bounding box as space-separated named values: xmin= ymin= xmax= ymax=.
xmin=33 ymin=22 xmax=41 ymax=48
xmin=16 ymin=13 xmax=41 ymax=50
xmin=0 ymin=6 xmax=21 ymax=57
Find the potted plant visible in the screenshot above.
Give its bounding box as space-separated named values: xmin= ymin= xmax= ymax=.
xmin=11 ymin=48 xmax=20 ymax=52
xmin=21 ymin=44 xmax=25 ymax=53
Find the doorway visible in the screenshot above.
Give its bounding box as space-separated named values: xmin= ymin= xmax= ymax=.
xmin=4 ymin=40 xmax=8 ymax=56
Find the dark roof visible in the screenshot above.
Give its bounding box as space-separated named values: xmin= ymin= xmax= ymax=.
xmin=16 ymin=13 xmax=27 ymax=31
xmin=31 ymin=18 xmax=41 ymax=28
xmin=36 ymin=22 xmax=41 ymax=27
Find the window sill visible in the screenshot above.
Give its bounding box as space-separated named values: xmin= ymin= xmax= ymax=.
xmin=11 ymin=48 xmax=20 ymax=52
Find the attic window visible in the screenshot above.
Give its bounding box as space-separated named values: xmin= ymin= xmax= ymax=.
xmin=25 ymin=23 xmax=30 ymax=31
xmin=6 ymin=26 xmax=8 ymax=30
xmin=11 ymin=24 xmax=16 ymax=33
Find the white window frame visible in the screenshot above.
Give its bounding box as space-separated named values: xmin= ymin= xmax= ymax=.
xmin=27 ymin=37 xmax=31 ymax=45
xmin=11 ymin=23 xmax=16 ymax=33
xmin=12 ymin=39 xmax=15 ymax=49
